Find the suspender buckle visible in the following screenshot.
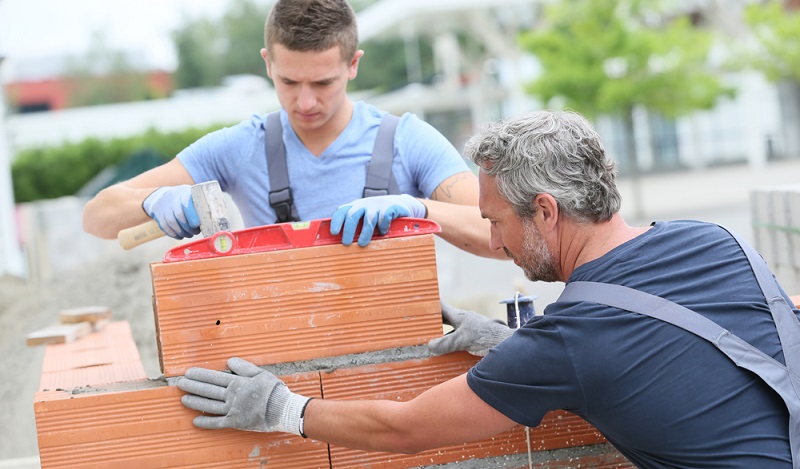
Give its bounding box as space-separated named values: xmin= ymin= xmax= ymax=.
xmin=269 ymin=187 xmax=294 ymax=223
xmin=362 ymin=187 xmax=390 ymax=198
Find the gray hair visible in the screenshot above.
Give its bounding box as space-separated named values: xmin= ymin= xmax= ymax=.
xmin=465 ymin=110 xmax=621 ymax=222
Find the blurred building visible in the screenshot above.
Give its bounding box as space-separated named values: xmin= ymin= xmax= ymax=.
xmin=1 ymin=0 xmax=799 ymax=281
xmin=2 ymin=54 xmax=173 ymax=113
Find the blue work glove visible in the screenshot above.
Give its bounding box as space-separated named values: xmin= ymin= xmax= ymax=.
xmin=142 ymin=185 xmax=201 ymax=239
xmin=427 ymin=302 xmax=514 ymax=356
xmin=178 ymin=357 xmax=311 ymax=435
xmin=330 ymin=194 xmax=427 ymax=247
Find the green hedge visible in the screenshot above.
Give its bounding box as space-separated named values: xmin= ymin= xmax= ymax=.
xmin=11 ymin=124 xmax=229 ymax=203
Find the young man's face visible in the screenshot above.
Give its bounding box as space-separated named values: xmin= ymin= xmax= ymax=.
xmin=263 ymin=44 xmax=362 ymax=134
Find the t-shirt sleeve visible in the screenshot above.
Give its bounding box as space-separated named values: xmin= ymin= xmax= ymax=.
xmin=177 ymin=115 xmax=261 ymax=194
xmin=394 ymin=113 xmax=470 ymax=198
xmin=467 ymin=317 xmax=584 ymax=428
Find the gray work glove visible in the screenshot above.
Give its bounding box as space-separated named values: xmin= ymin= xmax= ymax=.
xmin=178 ymin=357 xmax=310 ymax=435
xmin=427 ymin=301 xmax=514 ymax=356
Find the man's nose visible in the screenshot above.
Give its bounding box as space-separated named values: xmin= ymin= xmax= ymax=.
xmin=488 ymin=229 xmax=504 ymax=253
xmin=297 ymin=86 xmax=316 ymax=111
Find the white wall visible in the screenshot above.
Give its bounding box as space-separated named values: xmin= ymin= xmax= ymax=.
xmin=0 ymin=58 xmax=25 ymax=278
xmin=5 ymin=75 xmax=279 ymax=152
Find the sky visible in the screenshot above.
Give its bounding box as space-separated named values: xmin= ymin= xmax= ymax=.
xmin=0 ymin=0 xmax=242 ymax=72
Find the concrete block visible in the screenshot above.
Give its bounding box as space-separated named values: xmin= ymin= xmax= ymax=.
xmin=787 ymin=188 xmax=800 ymax=268
xmin=770 ymin=191 xmax=791 ymax=267
xmin=776 ymin=265 xmax=800 ymax=302
xmin=751 ymin=189 xmax=777 ymax=265
xmin=151 ymin=234 xmax=442 ymax=377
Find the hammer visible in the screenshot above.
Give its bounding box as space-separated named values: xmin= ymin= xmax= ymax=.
xmin=117 ymin=180 xmax=230 ymax=250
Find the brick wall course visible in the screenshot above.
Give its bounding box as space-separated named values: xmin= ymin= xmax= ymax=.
xmin=34 ymin=227 xmax=630 ymax=467
xmin=35 ymin=372 xmax=327 ymax=468
xmin=151 ymin=234 xmax=442 ymax=377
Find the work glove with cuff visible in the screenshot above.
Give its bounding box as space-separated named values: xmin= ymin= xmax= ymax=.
xmin=330 ymin=194 xmax=427 ymax=247
xmin=427 ymin=301 xmax=514 ymax=356
xmin=142 ymin=185 xmax=201 ymax=239
xmin=178 ymin=357 xmax=311 ymax=436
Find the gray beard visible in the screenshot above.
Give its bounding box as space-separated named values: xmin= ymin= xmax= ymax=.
xmin=505 ymin=220 xmax=560 ymax=283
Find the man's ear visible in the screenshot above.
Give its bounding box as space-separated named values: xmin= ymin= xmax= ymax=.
xmin=534 ymin=194 xmax=559 ymax=229
xmin=261 ymin=48 xmax=273 ymax=78
xmin=349 ymin=50 xmax=365 ymax=80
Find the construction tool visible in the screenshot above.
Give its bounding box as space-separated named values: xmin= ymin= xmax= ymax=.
xmin=117 ymin=181 xmax=230 ymax=250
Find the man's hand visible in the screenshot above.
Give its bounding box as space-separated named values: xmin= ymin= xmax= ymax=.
xmin=178 ymin=357 xmax=311 ymax=435
xmin=330 ymin=194 xmax=427 ymax=247
xmin=142 ymin=185 xmax=201 ymax=239
xmin=428 ymin=302 xmax=514 ymax=356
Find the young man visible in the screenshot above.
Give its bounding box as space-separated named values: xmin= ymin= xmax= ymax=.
xmin=82 ymin=0 xmax=501 ymax=259
xmin=179 ymin=110 xmax=798 ymax=467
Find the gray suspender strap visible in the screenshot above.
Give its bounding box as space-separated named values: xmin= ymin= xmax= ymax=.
xmin=265 ymin=112 xmax=400 ymax=223
xmin=266 ymin=111 xmax=299 ymax=223
xmin=557 ymin=229 xmax=800 ymax=466
xmin=722 ymin=226 xmax=800 ymax=373
xmin=363 ymin=113 xmax=400 ymax=198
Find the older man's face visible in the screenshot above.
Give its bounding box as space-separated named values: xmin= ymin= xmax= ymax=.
xmin=478 ymin=171 xmax=559 ymax=282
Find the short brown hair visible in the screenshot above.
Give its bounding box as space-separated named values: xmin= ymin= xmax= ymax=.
xmin=265 ymin=0 xmax=359 ymax=62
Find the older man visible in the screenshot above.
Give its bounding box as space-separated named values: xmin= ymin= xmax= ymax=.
xmin=179 ymin=110 xmax=798 ymax=468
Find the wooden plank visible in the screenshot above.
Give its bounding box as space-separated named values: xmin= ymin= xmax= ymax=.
xmin=58 ymin=306 xmax=112 ymax=324
xmin=26 ymin=322 xmax=92 ymax=347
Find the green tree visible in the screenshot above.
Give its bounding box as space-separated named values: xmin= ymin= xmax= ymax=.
xmin=742 ymin=0 xmax=800 ymax=82
xmin=220 ymin=0 xmax=272 ymax=78
xmin=352 ymin=38 xmax=435 ymax=93
xmin=172 ymin=17 xmax=226 ymax=89
xmin=172 ymin=0 xmax=270 ymax=89
xmin=741 ymin=0 xmax=800 ymax=159
xmin=520 ymin=0 xmax=733 ymax=217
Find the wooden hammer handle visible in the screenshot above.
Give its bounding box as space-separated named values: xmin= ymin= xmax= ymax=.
xmin=117 ymin=220 xmax=165 ymax=250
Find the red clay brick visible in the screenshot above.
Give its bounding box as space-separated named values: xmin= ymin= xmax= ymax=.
xmin=151 ymin=234 xmax=442 ymax=377
xmin=34 ymin=373 xmax=325 ymax=469
xmin=321 ymin=352 xmax=606 ymax=468
xmin=38 ymin=321 xmax=146 ymax=391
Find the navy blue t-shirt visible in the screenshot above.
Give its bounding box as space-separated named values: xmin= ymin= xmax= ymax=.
xmin=469 ymin=221 xmax=796 ymax=468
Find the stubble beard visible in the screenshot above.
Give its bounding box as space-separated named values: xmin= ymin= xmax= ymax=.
xmin=505 ymin=220 xmax=560 ymax=283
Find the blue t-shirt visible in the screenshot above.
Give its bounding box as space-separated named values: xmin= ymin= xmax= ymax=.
xmin=469 ymin=221 xmax=795 ymax=468
xmin=177 ymin=101 xmax=469 ymax=227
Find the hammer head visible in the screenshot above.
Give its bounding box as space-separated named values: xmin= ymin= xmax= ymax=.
xmin=191 ymin=181 xmax=230 ymax=237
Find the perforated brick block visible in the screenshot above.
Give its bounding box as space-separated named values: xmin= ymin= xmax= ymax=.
xmin=38 ymin=321 xmax=146 ymax=391
xmin=151 ymin=234 xmax=442 ymax=377
xmin=34 ymin=374 xmax=326 ymax=469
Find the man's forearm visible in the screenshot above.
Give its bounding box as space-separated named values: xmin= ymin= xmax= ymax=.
xmin=423 ymin=199 xmax=507 ymax=260
xmin=301 ymin=374 xmax=515 ymax=453
xmin=82 ymin=184 xmax=154 ymax=239
xmin=303 ymin=399 xmax=428 ymax=454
